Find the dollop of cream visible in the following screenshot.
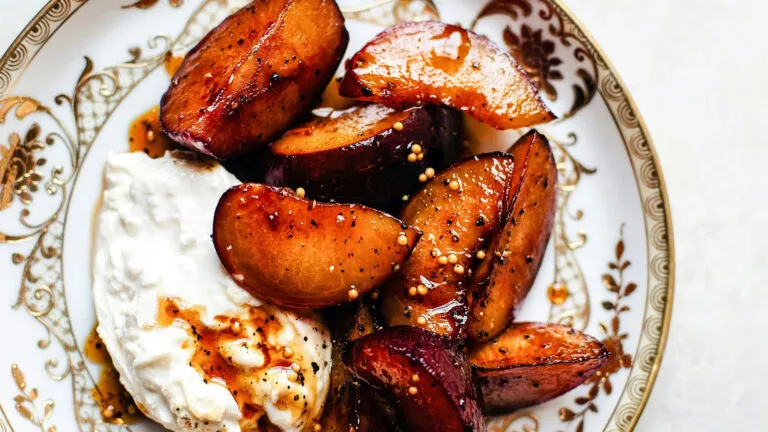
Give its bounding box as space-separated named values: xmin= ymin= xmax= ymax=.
xmin=93 ymin=151 xmax=330 ymax=431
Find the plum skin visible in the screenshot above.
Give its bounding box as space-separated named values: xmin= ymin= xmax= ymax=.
xmin=343 ymin=326 xmax=486 ymax=432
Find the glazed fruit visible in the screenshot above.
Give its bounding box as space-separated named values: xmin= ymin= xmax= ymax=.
xmin=343 ymin=326 xmax=486 ymax=432
xmin=468 ymin=131 xmax=557 ymax=342
xmin=264 ymin=105 xmax=434 ymax=210
xmin=380 ymin=153 xmax=516 ymax=338
xmin=322 ymin=302 xmax=399 ymax=432
xmin=339 ymin=21 xmax=554 ymax=130
xmin=470 ymin=323 xmax=609 ymax=414
xmin=160 ymin=0 xmax=348 ymax=159
xmin=213 ymin=184 xmax=420 ymax=307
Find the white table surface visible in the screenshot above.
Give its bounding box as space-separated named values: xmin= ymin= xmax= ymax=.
xmin=2 ymin=1 xmax=767 ymax=431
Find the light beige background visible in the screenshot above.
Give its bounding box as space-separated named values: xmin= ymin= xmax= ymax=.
xmin=2 ymin=0 xmax=767 ymax=430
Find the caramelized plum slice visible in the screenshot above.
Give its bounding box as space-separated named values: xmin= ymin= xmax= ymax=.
xmin=322 ymin=302 xmax=400 ymax=432
xmin=470 ymin=323 xmax=609 ymax=414
xmin=161 ymin=0 xmax=348 ymax=159
xmin=344 ymin=326 xmax=486 ymax=432
xmin=468 ymin=131 xmax=557 ymax=341
xmin=380 ymin=153 xmax=515 ymax=338
xmin=340 ymin=21 xmax=554 ymax=130
xmin=264 ymin=105 xmax=435 ymax=210
xmin=213 ymin=184 xmax=419 ymax=307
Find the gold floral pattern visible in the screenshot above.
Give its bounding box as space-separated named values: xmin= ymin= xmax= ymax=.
xmin=557 ymin=228 xmax=635 ymax=432
xmin=0 ymin=1 xmax=673 ymax=431
xmin=546 ymin=132 xmax=597 ymax=331
xmin=488 ymin=411 xmax=539 ymax=432
xmin=0 ymin=403 xmax=14 ymax=432
xmin=1 ymin=37 xmax=173 ymax=432
xmin=341 ymin=0 xmax=439 ymax=27
xmin=11 ymin=364 xmax=57 ymax=432
xmin=0 ymin=124 xmax=47 ymax=209
xmin=121 ymin=0 xmax=183 ymax=9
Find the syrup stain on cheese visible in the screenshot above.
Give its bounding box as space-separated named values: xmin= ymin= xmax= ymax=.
xmin=128 ymin=105 xmax=178 ymax=157
xmin=84 ymin=325 xmax=144 ymax=425
xmin=158 ymin=298 xmax=301 ymax=430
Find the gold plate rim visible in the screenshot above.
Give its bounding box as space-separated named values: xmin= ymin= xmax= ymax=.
xmin=0 ymin=1 xmax=675 ymax=430
xmin=548 ymin=1 xmax=675 ymax=428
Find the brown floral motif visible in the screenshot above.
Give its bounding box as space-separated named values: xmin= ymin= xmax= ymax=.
xmin=474 ymin=0 xmax=532 ymax=21
xmin=503 ymin=24 xmax=562 ymax=100
xmin=472 ymin=0 xmax=598 ymax=118
xmin=122 ymin=0 xmax=183 ymax=9
xmin=557 ymin=227 xmax=635 ymax=432
xmin=11 ymin=364 xmax=57 ymax=432
xmin=0 ymin=124 xmax=48 ymax=210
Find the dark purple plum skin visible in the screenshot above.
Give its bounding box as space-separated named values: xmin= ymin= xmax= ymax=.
xmin=343 ymin=326 xmax=486 ymax=432
xmin=263 ymin=106 xmax=462 ymax=212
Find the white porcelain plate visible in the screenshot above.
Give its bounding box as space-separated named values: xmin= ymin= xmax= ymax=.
xmin=0 ymin=1 xmax=674 ymax=431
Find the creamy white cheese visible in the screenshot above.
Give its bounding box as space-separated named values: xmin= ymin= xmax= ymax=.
xmin=93 ymin=151 xmax=330 ymax=432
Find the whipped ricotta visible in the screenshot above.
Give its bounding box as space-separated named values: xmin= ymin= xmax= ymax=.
xmin=92 ymin=151 xmax=330 ymax=431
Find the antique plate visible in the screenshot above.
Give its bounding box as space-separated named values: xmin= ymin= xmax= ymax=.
xmin=0 ymin=0 xmax=673 ymax=431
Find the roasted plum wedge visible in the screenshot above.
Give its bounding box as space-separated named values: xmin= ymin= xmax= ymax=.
xmin=468 ymin=131 xmax=558 ymax=342
xmin=344 ymin=326 xmax=486 ymax=432
xmin=213 ymin=184 xmax=420 ymax=307
xmin=160 ymin=0 xmax=348 ymax=159
xmin=264 ymin=105 xmax=441 ymax=210
xmin=322 ymin=302 xmax=399 ymax=432
xmin=340 ymin=21 xmax=555 ymax=130
xmin=380 ymin=153 xmax=516 ymax=338
xmin=470 ymin=323 xmax=609 ymax=414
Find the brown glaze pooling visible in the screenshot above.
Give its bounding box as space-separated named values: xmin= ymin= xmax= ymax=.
xmin=428 ymin=26 xmax=471 ymax=75
xmin=157 ymin=298 xmax=296 ymax=428
xmin=128 ymin=105 xmax=178 ymax=158
xmin=163 ymin=53 xmax=184 ymax=77
xmin=84 ymin=325 xmax=144 ymax=425
xmin=339 ymin=21 xmax=555 ymax=130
